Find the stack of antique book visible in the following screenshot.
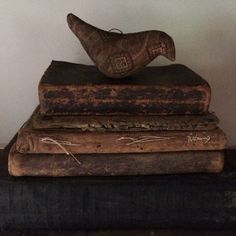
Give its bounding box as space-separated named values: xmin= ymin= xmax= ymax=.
xmin=8 ymin=61 xmax=227 ymax=176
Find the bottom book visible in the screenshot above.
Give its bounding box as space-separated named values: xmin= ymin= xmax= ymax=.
xmin=8 ymin=144 xmax=224 ymax=176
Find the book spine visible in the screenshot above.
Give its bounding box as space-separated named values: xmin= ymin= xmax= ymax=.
xmin=8 ymin=145 xmax=224 ymax=176
xmin=15 ymin=128 xmax=227 ymax=154
xmin=1 ymin=162 xmax=236 ymax=230
xmin=39 ymin=83 xmax=210 ymax=115
xmin=32 ymin=106 xmax=219 ymax=131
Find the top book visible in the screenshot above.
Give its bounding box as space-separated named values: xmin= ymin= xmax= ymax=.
xmin=39 ymin=61 xmax=211 ymax=115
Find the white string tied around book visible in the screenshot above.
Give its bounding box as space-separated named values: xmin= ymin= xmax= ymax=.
xmin=40 ymin=137 xmax=81 ymax=165
xmin=117 ymin=135 xmax=174 ymax=146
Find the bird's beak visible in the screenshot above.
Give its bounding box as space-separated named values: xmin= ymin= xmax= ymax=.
xmin=166 ymin=46 xmax=176 ymax=61
xmin=166 ymin=51 xmax=175 ymax=61
xmin=162 ymin=34 xmax=176 ymax=61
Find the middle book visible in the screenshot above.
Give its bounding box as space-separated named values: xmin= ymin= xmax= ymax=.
xmin=16 ymin=108 xmax=226 ymax=154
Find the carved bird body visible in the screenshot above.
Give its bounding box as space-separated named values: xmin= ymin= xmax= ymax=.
xmin=67 ymin=13 xmax=175 ymax=78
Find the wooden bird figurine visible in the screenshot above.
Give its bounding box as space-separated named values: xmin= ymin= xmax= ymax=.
xmin=67 ymin=13 xmax=176 ymax=79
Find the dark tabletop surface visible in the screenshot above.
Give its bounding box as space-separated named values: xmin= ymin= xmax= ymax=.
xmin=1 ymin=229 xmax=236 ymax=236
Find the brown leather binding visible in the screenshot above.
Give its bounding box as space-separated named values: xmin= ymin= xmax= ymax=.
xmin=16 ymin=116 xmax=227 ymax=154
xmin=32 ymin=106 xmax=218 ymax=131
xmin=39 ymin=61 xmax=211 ymax=115
xmin=9 ymin=144 xmax=224 ymax=176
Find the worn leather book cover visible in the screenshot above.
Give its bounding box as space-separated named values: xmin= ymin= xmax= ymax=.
xmin=1 ymin=146 xmax=236 ymax=230
xmin=39 ymin=61 xmax=211 ymax=115
xmin=16 ymin=117 xmax=227 ymax=154
xmin=32 ymin=106 xmax=219 ymax=131
xmin=9 ymin=144 xmax=224 ymax=176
